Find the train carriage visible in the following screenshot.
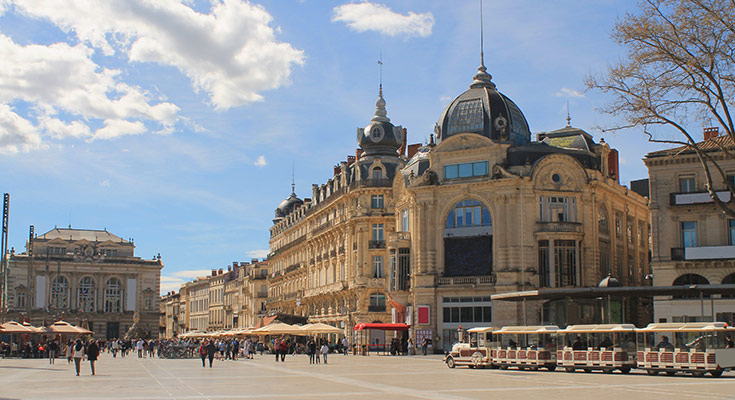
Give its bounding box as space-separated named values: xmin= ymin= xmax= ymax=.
xmin=493 ymin=325 xmax=559 ymax=371
xmin=557 ymin=324 xmax=637 ymax=374
xmin=444 ymin=327 xmax=495 ymax=368
xmin=636 ymin=322 xmax=735 ymax=377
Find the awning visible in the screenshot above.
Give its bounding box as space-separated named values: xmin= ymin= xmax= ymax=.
xmin=354 ymin=323 xmax=409 ymax=331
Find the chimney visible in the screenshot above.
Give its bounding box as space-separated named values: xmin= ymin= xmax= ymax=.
xmin=398 ymin=128 xmax=407 ymax=156
xmin=703 ymin=127 xmax=719 ymax=141
xmin=211 ymin=269 xmax=217 ymax=276
xmin=608 ymin=149 xmax=619 ymax=183
xmin=218 ymin=268 xmax=223 ymax=275
xmin=407 ymin=143 xmax=421 ymax=159
xmin=334 ymin=165 xmax=341 ymax=176
xmin=347 ymin=155 xmax=356 ymax=166
xmin=227 ymin=266 xmax=231 ymax=272
xmin=251 ymin=258 xmax=259 ymax=264
xmin=356 ymin=148 xmax=363 ymax=160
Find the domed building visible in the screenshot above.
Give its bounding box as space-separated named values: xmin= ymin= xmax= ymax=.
xmin=266 ymin=59 xmax=651 ymax=353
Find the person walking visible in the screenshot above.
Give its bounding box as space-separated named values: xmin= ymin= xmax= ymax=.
xmin=279 ymin=339 xmax=288 ymax=362
xmin=48 ymin=340 xmax=58 ymax=364
xmin=206 ymin=340 xmax=216 ymax=368
xmin=421 ymin=338 xmax=428 ymax=356
xmin=136 ymin=339 xmax=144 ymax=358
xmin=307 ymin=339 xmax=315 ymax=364
xmin=342 ymin=337 xmax=349 ymax=356
xmin=72 ymin=340 xmax=85 ymax=376
xmin=314 ymin=342 xmax=321 ymax=364
xmin=199 ymin=341 xmax=207 ymax=367
xmin=273 ymin=339 xmax=280 ymax=362
xmin=320 ymin=342 xmax=329 ymax=364
xmin=66 ymin=341 xmax=74 ymax=364
xmin=86 ymin=339 xmax=99 ymax=376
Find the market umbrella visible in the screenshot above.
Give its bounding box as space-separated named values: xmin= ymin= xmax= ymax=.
xmin=21 ymin=321 xmax=47 ymax=334
xmin=299 ymin=323 xmax=343 ymax=335
xmin=0 ymin=321 xmax=34 ymax=334
xmin=47 ymin=320 xmax=92 ymax=334
xmin=251 ymin=323 xmax=302 ymax=335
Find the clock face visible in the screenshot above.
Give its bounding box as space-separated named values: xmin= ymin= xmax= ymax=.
xmin=369 ymin=124 xmax=385 ymax=143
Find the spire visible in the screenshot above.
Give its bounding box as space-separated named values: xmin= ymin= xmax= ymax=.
xmin=470 ymin=0 xmax=495 ymax=89
xmin=372 ymin=54 xmax=390 ymax=123
xmin=291 ymin=161 xmax=296 ymax=195
xmin=566 ymin=101 xmax=572 ymax=127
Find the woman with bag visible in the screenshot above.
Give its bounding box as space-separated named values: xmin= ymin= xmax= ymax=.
xmin=72 ymin=339 xmax=85 ymax=376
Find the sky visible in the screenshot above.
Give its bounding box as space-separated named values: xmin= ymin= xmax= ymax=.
xmin=0 ymin=0 xmax=671 ymax=294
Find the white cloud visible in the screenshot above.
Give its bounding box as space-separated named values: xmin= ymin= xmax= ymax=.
xmin=0 ymin=104 xmax=43 ymax=154
xmin=159 ymin=269 xmax=213 ymax=294
xmin=99 ymin=179 xmax=110 ymax=187
xmin=247 ymin=249 xmax=269 ymax=259
xmin=555 ymin=87 xmax=585 ymax=98
xmin=11 ymin=0 xmax=305 ymax=110
xmin=332 ymin=2 xmax=434 ymax=38
xmin=254 ymin=155 xmax=267 ymax=167
xmin=0 ymin=34 xmax=179 ymax=150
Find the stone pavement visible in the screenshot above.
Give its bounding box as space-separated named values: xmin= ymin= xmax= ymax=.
xmin=0 ymin=353 xmax=733 ymax=400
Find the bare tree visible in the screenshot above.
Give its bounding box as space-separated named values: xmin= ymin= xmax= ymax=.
xmin=587 ymin=0 xmax=735 ymax=218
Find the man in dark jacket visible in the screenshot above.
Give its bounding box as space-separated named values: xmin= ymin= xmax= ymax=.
xmin=205 ymin=340 xmax=217 ymax=368
xmin=86 ymin=340 xmax=100 ymax=376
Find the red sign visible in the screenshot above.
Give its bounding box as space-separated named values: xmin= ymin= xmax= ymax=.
xmin=417 ymin=305 xmax=430 ymax=325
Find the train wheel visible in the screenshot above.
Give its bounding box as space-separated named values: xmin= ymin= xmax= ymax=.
xmin=468 ymin=365 xmax=475 ymax=369
xmin=620 ymin=367 xmax=631 ymax=374
xmin=500 ymin=365 xmax=508 ymax=370
xmin=583 ymin=368 xmax=592 ymax=373
xmin=710 ymin=370 xmax=723 ymax=378
xmin=603 ymin=368 xmax=613 ymax=374
xmin=446 ymin=357 xmax=455 ymax=369
xmin=691 ymin=371 xmax=705 ymax=377
xmin=547 ymin=366 xmax=556 ymax=372
xmin=646 ymin=369 xmax=658 ymax=375
xmin=665 ymin=371 xmax=677 ymax=376
xmin=565 ymin=367 xmax=575 ymax=373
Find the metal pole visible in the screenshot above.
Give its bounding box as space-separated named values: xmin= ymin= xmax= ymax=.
xmin=1 ymin=193 xmax=9 ymax=321
xmin=700 ymin=292 xmax=705 ymax=321
xmin=710 ymin=295 xmax=715 ymax=322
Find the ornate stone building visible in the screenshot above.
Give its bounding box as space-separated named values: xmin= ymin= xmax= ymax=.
xmin=645 ymin=129 xmax=735 ymax=324
xmin=5 ymin=227 xmax=162 ymax=339
xmin=266 ymin=60 xmax=650 ymax=351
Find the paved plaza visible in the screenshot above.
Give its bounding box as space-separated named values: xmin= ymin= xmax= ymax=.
xmin=0 ymin=353 xmax=733 ymax=400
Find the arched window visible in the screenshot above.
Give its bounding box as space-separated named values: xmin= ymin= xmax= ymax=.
xmin=673 ymin=274 xmax=710 ymax=299
xmin=78 ymin=277 xmax=95 ymax=312
xmin=104 ymin=278 xmax=122 ymax=313
xmin=444 ymin=199 xmax=493 ymax=276
xmin=445 ymin=200 xmax=491 ymax=229
xmin=372 ymin=168 xmax=383 ymax=180
xmin=50 ymin=276 xmax=69 ymax=309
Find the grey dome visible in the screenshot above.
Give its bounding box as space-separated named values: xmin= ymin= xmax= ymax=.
xmin=275 ymin=192 xmax=303 ymax=218
xmin=357 ymin=88 xmax=403 ymax=157
xmin=435 ymin=65 xmax=530 ymax=146
xmin=598 ymin=274 xmax=622 ymax=288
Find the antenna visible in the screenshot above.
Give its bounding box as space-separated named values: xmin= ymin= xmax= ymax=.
xmin=480 ymin=0 xmax=485 ymax=68
xmin=291 ymin=161 xmax=295 ymax=194
xmin=566 ymin=101 xmax=571 ymax=126
xmin=378 ymin=51 xmax=383 ymax=97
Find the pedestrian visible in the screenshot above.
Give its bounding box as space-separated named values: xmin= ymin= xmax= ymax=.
xmin=111 ymin=339 xmax=119 ymax=358
xmin=67 ymin=341 xmax=74 ymax=364
xmin=279 ymin=339 xmax=288 ymax=362
xmin=342 ymin=337 xmax=349 ymax=355
xmin=136 ymin=339 xmax=144 ymax=358
xmin=274 ymin=339 xmax=280 ymax=362
xmin=314 ymin=342 xmax=321 ymax=364
xmin=307 ymin=339 xmax=315 ymax=364
xmin=320 ymin=342 xmax=329 ymax=364
xmin=421 ymin=338 xmax=427 ymax=356
xmin=199 ymin=341 xmax=207 ymax=367
xmin=72 ymin=339 xmax=85 ymax=376
xmin=48 ymin=340 xmax=58 ymax=364
xmin=233 ymin=340 xmax=240 ymax=361
xmin=87 ymin=339 xmax=99 ymax=376
xmin=206 ymin=340 xmax=216 ymax=368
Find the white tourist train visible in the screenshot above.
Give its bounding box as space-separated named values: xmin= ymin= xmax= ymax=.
xmin=444 ymin=322 xmax=735 ymax=377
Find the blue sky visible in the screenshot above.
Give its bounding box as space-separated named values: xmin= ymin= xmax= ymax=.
xmin=0 ymin=0 xmax=667 ymax=293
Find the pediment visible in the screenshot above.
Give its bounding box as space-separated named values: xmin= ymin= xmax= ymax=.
xmin=434 ymin=133 xmax=494 ymax=153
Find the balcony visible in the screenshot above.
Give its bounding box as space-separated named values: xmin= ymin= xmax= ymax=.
xmin=368 ymin=240 xmax=386 ymax=249
xmin=350 ymin=178 xmax=392 ymax=189
xmin=436 ymin=275 xmax=497 ymax=286
xmin=252 ymin=273 xmax=268 ymax=280
xmin=672 ymin=246 xmax=735 ymax=261
xmin=285 ymin=263 xmax=301 ymax=274
xmin=670 ymin=190 xmax=731 ymax=206
xmin=535 ymin=221 xmax=583 ymax=233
